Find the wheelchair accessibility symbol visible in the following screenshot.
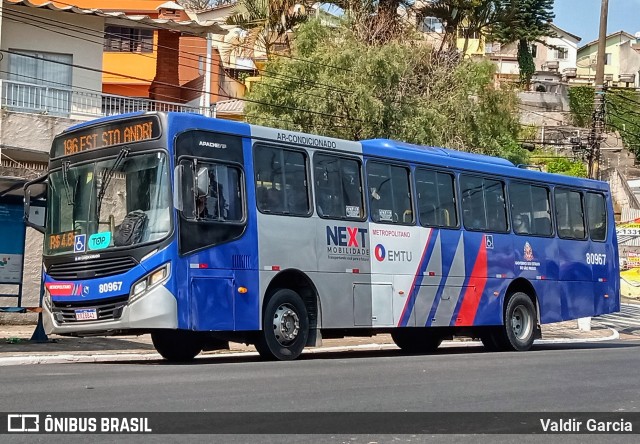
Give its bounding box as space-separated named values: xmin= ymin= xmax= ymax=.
xmin=74 ymin=234 xmax=86 ymax=253
xmin=485 ymin=235 xmax=494 ymax=250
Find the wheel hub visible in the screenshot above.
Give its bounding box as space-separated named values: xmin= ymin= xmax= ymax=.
xmin=273 ymin=304 xmax=300 ymax=345
xmin=511 ymin=305 xmax=532 ymax=340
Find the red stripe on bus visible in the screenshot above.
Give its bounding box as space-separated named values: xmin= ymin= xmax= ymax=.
xmin=455 ymin=237 xmax=488 ymax=326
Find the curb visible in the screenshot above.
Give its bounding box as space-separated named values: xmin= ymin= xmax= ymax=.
xmin=0 ymin=330 xmax=621 ymax=366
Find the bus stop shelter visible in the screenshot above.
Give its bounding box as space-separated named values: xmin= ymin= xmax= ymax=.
xmin=0 ymin=175 xmax=29 ymax=311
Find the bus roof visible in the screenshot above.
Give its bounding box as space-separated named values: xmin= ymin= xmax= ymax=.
xmin=360 ymin=138 xmax=609 ymax=192
xmin=59 ymin=112 xmax=609 ymax=192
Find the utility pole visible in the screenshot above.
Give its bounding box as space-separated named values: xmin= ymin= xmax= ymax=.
xmin=589 ymin=0 xmax=608 ymax=179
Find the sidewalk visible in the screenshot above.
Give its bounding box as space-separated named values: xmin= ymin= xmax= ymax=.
xmin=0 ymin=319 xmax=618 ymax=365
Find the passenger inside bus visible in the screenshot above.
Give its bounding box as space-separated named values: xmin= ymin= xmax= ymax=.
xmin=513 ymin=214 xmax=530 ymax=234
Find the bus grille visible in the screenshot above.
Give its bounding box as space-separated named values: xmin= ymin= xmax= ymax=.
xmin=52 ymin=295 xmax=129 ymax=323
xmin=48 ymin=257 xmax=138 ymax=280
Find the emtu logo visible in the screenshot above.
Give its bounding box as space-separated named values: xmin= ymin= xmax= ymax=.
xmin=374 ymin=244 xmax=413 ymax=262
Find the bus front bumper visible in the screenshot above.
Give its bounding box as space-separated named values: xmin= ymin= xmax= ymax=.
xmin=43 ymin=284 xmax=178 ymax=335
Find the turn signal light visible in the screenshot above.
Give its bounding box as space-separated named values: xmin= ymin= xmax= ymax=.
xmin=238 ymin=287 xmax=248 ymax=294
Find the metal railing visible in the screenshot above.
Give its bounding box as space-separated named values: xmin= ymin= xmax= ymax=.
xmin=0 ymin=79 xmax=213 ymax=119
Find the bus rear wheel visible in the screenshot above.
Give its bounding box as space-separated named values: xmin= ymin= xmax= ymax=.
xmin=391 ymin=328 xmax=443 ymax=353
xmin=498 ymin=292 xmax=536 ymax=351
xmin=255 ymin=289 xmax=309 ymax=361
xmin=151 ymin=330 xmax=202 ymax=362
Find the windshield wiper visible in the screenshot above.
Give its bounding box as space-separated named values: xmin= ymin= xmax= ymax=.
xmin=96 ymin=148 xmax=129 ymax=222
xmin=61 ymin=161 xmax=74 ymax=205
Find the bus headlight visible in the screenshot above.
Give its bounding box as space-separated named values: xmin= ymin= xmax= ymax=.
xmin=130 ymin=263 xmax=170 ymax=302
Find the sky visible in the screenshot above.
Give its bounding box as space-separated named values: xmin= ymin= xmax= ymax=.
xmin=553 ymin=0 xmax=640 ymax=46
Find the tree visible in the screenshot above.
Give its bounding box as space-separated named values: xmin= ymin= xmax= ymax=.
xmin=245 ymin=20 xmax=528 ymax=163
xmin=490 ymin=0 xmax=555 ymax=85
xmin=416 ymin=0 xmax=484 ymax=52
xmin=225 ymin=0 xmax=309 ymax=55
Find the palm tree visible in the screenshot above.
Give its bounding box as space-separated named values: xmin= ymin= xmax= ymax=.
xmin=225 ymin=0 xmax=309 ymax=56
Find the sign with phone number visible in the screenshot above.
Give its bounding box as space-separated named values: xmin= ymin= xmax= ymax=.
xmin=617 ymin=228 xmax=640 ymax=236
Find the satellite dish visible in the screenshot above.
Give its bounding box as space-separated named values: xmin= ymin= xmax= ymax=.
xmin=635 ymin=31 xmax=640 ymax=40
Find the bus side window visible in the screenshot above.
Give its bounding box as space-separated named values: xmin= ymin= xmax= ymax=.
xmin=367 ymin=161 xmax=412 ymax=225
xmin=509 ymin=182 xmax=552 ymax=236
xmin=314 ymin=154 xmax=364 ymax=220
xmin=555 ymin=188 xmax=586 ymax=239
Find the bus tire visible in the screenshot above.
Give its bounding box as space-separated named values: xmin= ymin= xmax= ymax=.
xmin=151 ymin=330 xmax=202 ymax=362
xmin=255 ymin=289 xmax=309 ymax=361
xmin=502 ymin=292 xmax=536 ymax=351
xmin=391 ymin=329 xmax=443 ymax=353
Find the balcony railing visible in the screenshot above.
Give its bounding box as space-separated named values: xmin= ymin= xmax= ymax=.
xmin=0 ymin=79 xmax=214 ymax=120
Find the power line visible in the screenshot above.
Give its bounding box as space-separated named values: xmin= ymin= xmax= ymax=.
xmin=45 ymin=0 xmax=381 ymax=78
xmin=0 ymin=71 xmax=351 ymax=135
xmin=0 ymin=47 xmax=365 ymax=124
xmin=607 ymin=89 xmax=640 ymax=107
xmin=0 ymin=6 xmax=356 ymax=98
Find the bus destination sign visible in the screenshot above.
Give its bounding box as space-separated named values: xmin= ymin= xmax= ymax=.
xmin=53 ymin=116 xmax=161 ymax=158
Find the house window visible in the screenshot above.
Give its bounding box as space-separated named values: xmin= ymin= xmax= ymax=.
xmin=605 ymin=53 xmax=612 ymax=65
xmin=457 ymin=28 xmax=479 ymax=39
xmin=419 ymin=16 xmax=443 ymax=33
xmin=6 ymin=50 xmax=72 ymax=115
xmin=104 ymin=26 xmax=153 ymax=53
xmin=198 ymin=56 xmax=205 ymax=75
xmin=530 ymin=44 xmax=537 ymax=58
xmin=555 ymin=46 xmax=568 ymax=60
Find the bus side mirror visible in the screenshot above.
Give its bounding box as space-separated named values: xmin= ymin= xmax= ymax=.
xmin=24 ymin=175 xmax=48 ymax=234
xmin=196 ymin=167 xmax=209 ymax=198
xmin=173 ymin=164 xmax=184 ymax=211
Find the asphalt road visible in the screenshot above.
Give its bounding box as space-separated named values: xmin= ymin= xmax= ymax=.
xmin=2 ymin=341 xmax=640 ymax=442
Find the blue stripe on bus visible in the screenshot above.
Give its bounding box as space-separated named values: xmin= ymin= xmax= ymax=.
xmin=425 ymin=231 xmax=464 ymax=327
xmin=398 ymin=229 xmax=438 ymax=327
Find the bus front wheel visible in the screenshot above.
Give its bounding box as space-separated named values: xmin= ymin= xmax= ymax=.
xmin=255 ymin=289 xmax=309 ymax=361
xmin=151 ymin=330 xmax=202 ymax=362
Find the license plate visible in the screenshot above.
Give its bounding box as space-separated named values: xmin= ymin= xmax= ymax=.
xmin=75 ymin=308 xmax=97 ymax=321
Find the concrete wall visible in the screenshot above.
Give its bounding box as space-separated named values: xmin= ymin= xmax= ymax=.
xmin=519 ymin=91 xmax=567 ymax=112
xmin=0 ymin=109 xmax=78 ymax=154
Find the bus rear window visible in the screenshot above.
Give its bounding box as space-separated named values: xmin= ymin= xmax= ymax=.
xmin=586 ymin=192 xmax=607 ymax=241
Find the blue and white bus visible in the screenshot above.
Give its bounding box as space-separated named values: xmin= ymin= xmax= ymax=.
xmin=24 ymin=112 xmax=620 ymax=361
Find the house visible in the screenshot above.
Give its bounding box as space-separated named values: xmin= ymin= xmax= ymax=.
xmin=576 ymin=31 xmax=640 ymax=87
xmin=484 ymin=23 xmax=581 ymax=83
xmin=20 ymin=1 xmax=229 ymax=113
xmin=406 ymin=8 xmax=581 ymax=83
xmin=1 ymin=0 xmax=227 ymax=119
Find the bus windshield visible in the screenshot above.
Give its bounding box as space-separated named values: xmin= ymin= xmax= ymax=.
xmin=45 ymin=151 xmax=171 ymax=256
